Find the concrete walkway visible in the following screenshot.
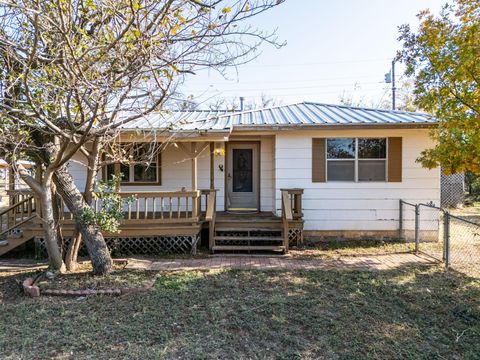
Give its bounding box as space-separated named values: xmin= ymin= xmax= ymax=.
xmin=125 ymin=253 xmax=436 ymax=272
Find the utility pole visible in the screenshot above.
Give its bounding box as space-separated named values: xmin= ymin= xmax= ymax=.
xmin=391 ymin=59 xmax=396 ymax=110
xmin=384 ymin=59 xmax=396 ymax=110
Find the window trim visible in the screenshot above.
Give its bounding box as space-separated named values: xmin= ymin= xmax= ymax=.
xmin=103 ymin=145 xmax=162 ymax=186
xmin=326 ymin=137 xmax=388 ymax=183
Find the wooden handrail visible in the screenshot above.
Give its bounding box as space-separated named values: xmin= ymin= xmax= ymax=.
xmin=115 ymin=190 xmax=200 ymax=198
xmin=281 ymin=188 xmax=304 ymax=251
xmin=6 ymin=189 xmax=33 ymax=196
xmin=0 ymin=196 xmax=34 ymax=218
xmin=205 ymin=192 xmax=216 ymax=221
xmin=282 ymin=191 xmax=293 ymax=221
xmin=0 ymin=215 xmax=36 ymax=237
xmin=206 ymin=191 xmax=217 ymax=250
xmin=281 ymin=190 xmax=292 ymax=251
xmin=0 ymin=195 xmax=36 ymax=237
xmin=281 ymin=188 xmax=304 ymax=220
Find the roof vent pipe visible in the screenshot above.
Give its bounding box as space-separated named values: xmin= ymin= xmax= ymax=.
xmin=239 ymin=96 xmax=245 ymax=111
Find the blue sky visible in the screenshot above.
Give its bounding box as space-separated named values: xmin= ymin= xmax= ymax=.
xmin=180 ymin=0 xmax=445 ymax=109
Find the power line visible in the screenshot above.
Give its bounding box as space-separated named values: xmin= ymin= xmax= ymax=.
xmin=236 ymin=57 xmax=393 ymax=68
xmin=184 ymin=82 xmax=402 ymax=94
xmin=184 ymin=74 xmax=386 ymax=86
xmin=189 ymin=87 xmax=391 ymax=99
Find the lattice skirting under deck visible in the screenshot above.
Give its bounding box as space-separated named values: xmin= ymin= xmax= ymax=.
xmin=288 ymin=228 xmax=303 ymax=247
xmin=34 ymin=234 xmax=200 ymax=259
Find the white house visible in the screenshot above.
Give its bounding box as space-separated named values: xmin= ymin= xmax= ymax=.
xmin=1 ymin=102 xmax=439 ymax=255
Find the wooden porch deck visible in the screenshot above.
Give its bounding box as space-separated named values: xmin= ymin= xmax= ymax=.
xmin=1 ymin=189 xmax=304 ymax=256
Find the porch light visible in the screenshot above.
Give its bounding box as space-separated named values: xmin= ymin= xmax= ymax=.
xmin=214 ymin=144 xmax=225 ymax=157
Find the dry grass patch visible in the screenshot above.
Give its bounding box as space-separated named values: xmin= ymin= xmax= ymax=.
xmin=290 ymin=241 xmax=415 ymax=259
xmin=34 ymin=262 xmax=157 ymax=291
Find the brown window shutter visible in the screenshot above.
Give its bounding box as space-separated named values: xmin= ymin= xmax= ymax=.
xmin=312 ymin=138 xmax=326 ymax=182
xmin=388 ymin=137 xmax=402 ymax=182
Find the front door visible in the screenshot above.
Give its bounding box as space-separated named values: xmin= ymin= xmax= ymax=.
xmin=226 ymin=142 xmax=260 ymax=211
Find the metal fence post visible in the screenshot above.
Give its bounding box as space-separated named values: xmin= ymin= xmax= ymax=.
xmin=399 ymin=200 xmax=403 ymax=241
xmin=443 ymin=211 xmax=450 ymax=268
xmin=414 ymin=204 xmax=420 ymax=253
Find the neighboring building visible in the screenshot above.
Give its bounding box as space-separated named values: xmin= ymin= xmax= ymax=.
xmin=1 ymin=102 xmax=440 ymax=256
xmin=441 ymin=172 xmax=465 ymax=208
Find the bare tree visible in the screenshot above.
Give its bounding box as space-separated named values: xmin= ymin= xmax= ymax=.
xmin=0 ymin=0 xmax=284 ymax=274
xmin=207 ymin=93 xmax=280 ymax=110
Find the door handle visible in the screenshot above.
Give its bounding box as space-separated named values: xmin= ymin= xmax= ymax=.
xmin=227 ymin=173 xmax=232 ymax=180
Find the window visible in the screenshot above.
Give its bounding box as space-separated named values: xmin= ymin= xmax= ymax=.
xmin=104 ymin=143 xmax=161 ymax=185
xmin=326 ymin=138 xmax=386 ymax=182
xmin=326 ymin=138 xmax=355 ymax=181
xmin=358 ymin=138 xmax=386 ymax=182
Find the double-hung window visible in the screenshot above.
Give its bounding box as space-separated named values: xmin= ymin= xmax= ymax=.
xmin=104 ymin=143 xmax=161 ymax=185
xmin=326 ymin=138 xmax=386 ymax=182
xmin=326 ymin=138 xmax=356 ymax=181
xmin=357 ymin=138 xmax=387 ymax=181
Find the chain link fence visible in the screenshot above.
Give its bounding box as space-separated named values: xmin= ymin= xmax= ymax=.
xmin=448 ymin=214 xmax=480 ymax=276
xmin=400 ymin=200 xmax=480 ymax=277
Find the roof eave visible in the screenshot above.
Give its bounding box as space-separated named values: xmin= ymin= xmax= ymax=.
xmin=230 ymin=122 xmax=437 ymax=132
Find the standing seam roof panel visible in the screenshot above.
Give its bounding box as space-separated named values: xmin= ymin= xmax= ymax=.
xmin=117 ymin=102 xmax=436 ymax=130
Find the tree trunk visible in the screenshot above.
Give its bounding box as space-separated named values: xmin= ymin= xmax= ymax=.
xmin=12 ymin=162 xmax=65 ymax=272
xmin=39 ymin=180 xmax=66 ymax=272
xmin=64 ymin=138 xmax=101 ymax=271
xmin=65 ymin=229 xmax=82 ymax=271
xmin=54 ymin=165 xmax=112 ymax=275
xmin=52 ymin=186 xmax=65 ymax=255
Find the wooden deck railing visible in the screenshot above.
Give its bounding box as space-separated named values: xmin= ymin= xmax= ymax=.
xmin=90 ymin=190 xmax=202 ymax=223
xmin=0 ymin=194 xmax=36 ymax=237
xmin=281 ymin=188 xmax=304 ymax=250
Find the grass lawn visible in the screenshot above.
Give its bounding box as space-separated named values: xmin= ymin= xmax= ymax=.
xmin=1 ymin=264 xmax=479 ymax=359
xmin=290 ymin=241 xmax=415 ymax=259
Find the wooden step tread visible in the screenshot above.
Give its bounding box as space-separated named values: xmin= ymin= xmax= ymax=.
xmin=216 ymin=219 xmax=282 ymax=223
xmin=215 ymin=228 xmax=282 ymax=232
xmin=215 ymin=224 xmax=283 ymax=228
xmin=214 ymin=236 xmax=283 ymax=241
xmin=212 ymin=245 xmax=286 ymax=251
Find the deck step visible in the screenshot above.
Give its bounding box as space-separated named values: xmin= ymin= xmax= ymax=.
xmin=212 ymin=245 xmax=286 ymax=252
xmin=0 ymin=235 xmax=33 ymax=256
xmin=214 ymin=236 xmax=283 ymax=242
xmin=216 ymin=219 xmax=282 ymax=223
xmin=215 ymin=227 xmax=282 ymax=232
xmin=215 ymin=224 xmax=283 ymax=229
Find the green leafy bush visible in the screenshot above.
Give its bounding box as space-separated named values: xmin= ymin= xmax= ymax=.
xmin=80 ymin=176 xmax=135 ymax=233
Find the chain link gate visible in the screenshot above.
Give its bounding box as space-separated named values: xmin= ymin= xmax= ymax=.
xmin=399 ymin=200 xmax=480 ymax=277
xmin=417 ymin=203 xmax=445 ymax=262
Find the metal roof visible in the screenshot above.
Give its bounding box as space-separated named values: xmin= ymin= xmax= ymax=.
xmin=120 ymin=102 xmax=436 ymax=131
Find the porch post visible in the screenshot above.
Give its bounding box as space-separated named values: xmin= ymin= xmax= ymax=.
xmin=8 ymin=164 xmax=14 ymax=206
xmin=34 ymin=164 xmax=42 ymax=218
xmin=191 ymin=142 xmax=198 ymax=216
xmin=209 ymin=142 xmax=215 ymax=190
xmin=191 ymin=142 xmax=197 ymax=191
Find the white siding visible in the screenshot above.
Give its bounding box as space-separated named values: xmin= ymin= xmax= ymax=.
xmin=260 ymin=136 xmax=275 ymax=212
xmin=274 ymin=129 xmax=440 ymax=231
xmin=67 ymin=152 xmax=91 ymax=191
